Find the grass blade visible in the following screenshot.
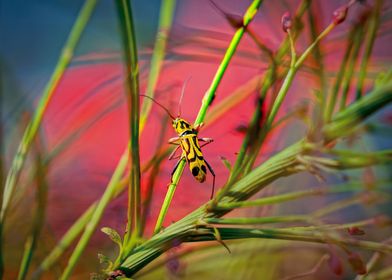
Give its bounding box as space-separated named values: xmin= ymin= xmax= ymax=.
xmin=115 ymin=0 xmax=142 ymax=245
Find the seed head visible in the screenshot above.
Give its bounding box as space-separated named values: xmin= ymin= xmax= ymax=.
xmin=281 ymin=12 xmax=292 ymax=32
xmin=332 ymin=6 xmax=348 ymax=25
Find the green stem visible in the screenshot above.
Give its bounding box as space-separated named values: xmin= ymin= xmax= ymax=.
xmin=188 ymin=227 xmax=392 ymax=254
xmin=324 ymin=26 xmax=356 ymax=122
xmin=153 ymin=0 xmax=263 ymax=234
xmin=213 ymin=182 xmax=368 ymax=210
xmin=0 ymin=0 xmax=97 ymax=223
xmin=205 ymin=215 xmax=309 ymax=225
xmin=59 ymin=152 xmax=128 ymax=280
xmin=339 ymin=26 xmax=365 ymax=110
xmin=115 ymin=0 xmax=142 ymax=244
xmin=356 ymin=0 xmax=383 ymax=99
xmin=323 ymin=78 xmax=392 ymax=140
xmin=153 ymin=160 xmax=187 ymax=234
xmin=17 ymin=150 xmax=48 ymax=280
xmin=139 ymin=0 xmax=176 ymax=130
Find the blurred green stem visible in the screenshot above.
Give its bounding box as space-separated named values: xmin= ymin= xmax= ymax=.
xmin=205 ymin=215 xmax=309 ymax=225
xmin=213 ymin=182 xmax=372 ymax=210
xmin=17 ymin=147 xmax=48 ymax=280
xmin=325 ymin=26 xmax=356 ymax=121
xmin=189 ymin=227 xmax=392 ymax=254
xmin=356 ymin=0 xmax=383 ymax=99
xmin=139 ymin=0 xmax=176 ymax=129
xmin=339 ymin=26 xmax=365 ymax=110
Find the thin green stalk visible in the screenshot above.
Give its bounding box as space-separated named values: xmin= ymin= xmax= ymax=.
xmin=339 ymin=26 xmax=365 ymax=110
xmin=325 ymin=26 xmax=356 ymax=121
xmin=188 ymin=227 xmax=392 ymax=254
xmin=356 ymin=0 xmax=383 ymax=99
xmin=323 ymin=78 xmax=392 ymax=140
xmin=284 ymin=217 xmax=381 ymax=232
xmin=307 ymin=3 xmax=327 ymax=104
xmin=0 ymin=0 xmax=97 ymax=223
xmin=312 ymin=195 xmax=366 ymax=218
xmin=205 ymin=215 xmax=309 ymax=225
xmin=115 ymin=0 xmax=142 ymax=245
xmin=17 ymin=149 xmax=48 ymax=280
xmin=153 ymin=159 xmax=185 ymax=234
xmin=213 ymin=182 xmax=369 ymax=210
xmin=139 ymin=0 xmax=176 ymax=130
xmin=153 ymin=0 xmax=263 ymax=234
xmin=59 ymin=152 xmax=128 ymax=280
xmin=141 ymin=117 xmax=171 ymax=235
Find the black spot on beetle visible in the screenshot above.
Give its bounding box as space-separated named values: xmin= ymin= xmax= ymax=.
xmin=192 ymin=166 xmax=200 ymax=177
xmin=201 ymin=165 xmax=207 ymax=173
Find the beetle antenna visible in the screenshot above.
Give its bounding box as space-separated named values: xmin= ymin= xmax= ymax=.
xmin=178 ymin=77 xmax=192 ymax=117
xmin=140 ymin=94 xmax=175 ymax=119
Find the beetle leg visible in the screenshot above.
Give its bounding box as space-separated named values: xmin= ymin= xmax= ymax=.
xmin=170 ymin=156 xmax=186 ymax=184
xmin=168 ymin=137 xmax=181 ymax=144
xmin=199 ymin=137 xmax=214 ymax=148
xmin=204 ymin=159 xmax=216 ymax=199
xmin=168 ymin=145 xmax=182 ymax=160
xmin=194 ymin=122 xmax=205 ymax=132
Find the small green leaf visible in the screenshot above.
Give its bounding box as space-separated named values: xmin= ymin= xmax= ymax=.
xmin=212 ymin=226 xmax=231 ymax=254
xmin=101 ymin=227 xmax=123 ymax=249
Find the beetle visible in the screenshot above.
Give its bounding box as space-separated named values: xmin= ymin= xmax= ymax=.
xmin=141 ymin=82 xmax=215 ymax=198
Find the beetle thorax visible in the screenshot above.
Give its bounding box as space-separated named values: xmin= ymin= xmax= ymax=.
xmin=173 ymin=118 xmax=194 ymax=135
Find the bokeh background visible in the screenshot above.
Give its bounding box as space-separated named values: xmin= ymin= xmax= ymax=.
xmin=1 ymin=0 xmax=391 ymax=279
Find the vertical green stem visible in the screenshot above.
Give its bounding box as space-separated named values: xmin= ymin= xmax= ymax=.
xmin=356 ymin=0 xmax=383 ymax=99
xmin=339 ymin=27 xmax=365 ymax=110
xmin=324 ymin=27 xmax=355 ymax=122
xmin=153 ymin=0 xmax=263 ymax=234
xmin=153 ymin=160 xmax=186 ymax=234
xmin=0 ymin=0 xmax=97 ymax=223
xmin=139 ymin=0 xmax=176 ymax=130
xmin=115 ymin=0 xmax=142 ymax=244
xmin=17 ymin=149 xmax=48 ymax=280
